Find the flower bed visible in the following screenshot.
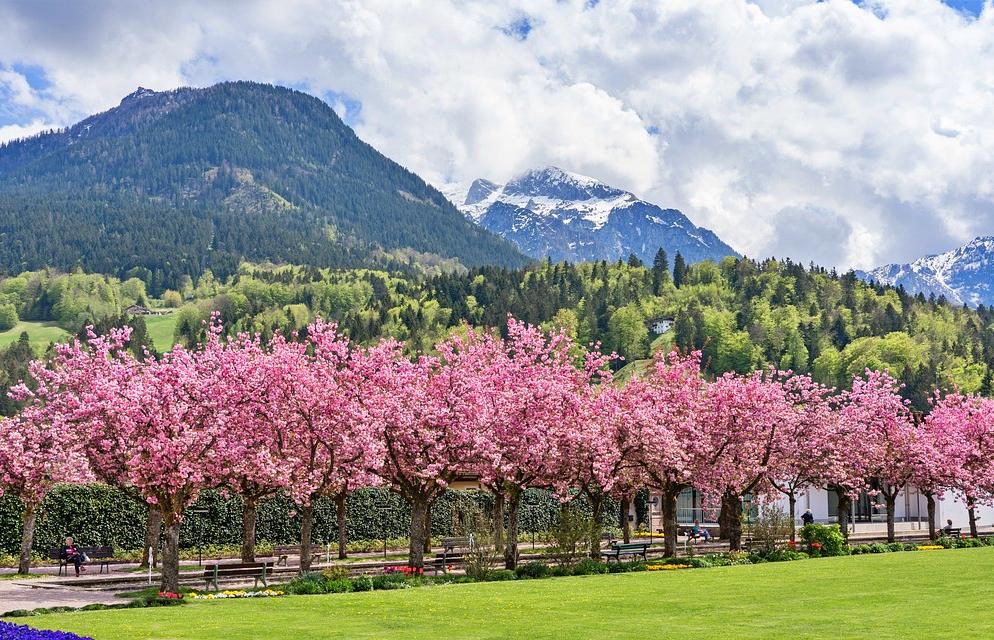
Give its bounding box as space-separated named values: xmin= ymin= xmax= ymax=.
xmin=189 ymin=589 xmax=284 ymax=600
xmin=646 ymin=564 xmax=691 ymax=571
xmin=0 ymin=621 xmax=94 ymax=640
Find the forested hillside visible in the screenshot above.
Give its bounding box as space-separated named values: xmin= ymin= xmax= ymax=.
xmin=0 ymin=82 xmax=526 ymax=293
xmin=3 ymin=251 xmax=990 ymax=416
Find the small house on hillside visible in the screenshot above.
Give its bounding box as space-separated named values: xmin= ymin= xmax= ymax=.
xmin=647 ymin=317 xmax=674 ymax=335
xmin=125 ymin=304 xmax=167 ymax=316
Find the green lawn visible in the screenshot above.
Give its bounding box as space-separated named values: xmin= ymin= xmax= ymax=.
xmin=143 ymin=313 xmax=179 ymax=353
xmin=14 ymin=548 xmax=994 ymax=639
xmin=0 ymin=321 xmax=70 ymax=352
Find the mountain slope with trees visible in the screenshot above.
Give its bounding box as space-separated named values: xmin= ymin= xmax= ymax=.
xmin=0 ymin=82 xmax=527 ymax=294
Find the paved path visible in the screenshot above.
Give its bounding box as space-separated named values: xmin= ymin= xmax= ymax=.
xmin=0 ymin=579 xmax=123 ymax=615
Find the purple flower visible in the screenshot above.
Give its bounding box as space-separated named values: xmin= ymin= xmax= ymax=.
xmin=0 ymin=621 xmax=94 ymax=640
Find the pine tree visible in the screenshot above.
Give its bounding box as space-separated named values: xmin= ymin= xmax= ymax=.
xmin=672 ymin=252 xmax=687 ymax=288
xmin=651 ymin=248 xmax=669 ymax=295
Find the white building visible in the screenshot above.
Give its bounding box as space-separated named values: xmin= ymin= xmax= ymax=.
xmin=647 ymin=318 xmax=674 ymax=335
xmin=642 ymin=485 xmax=994 ymax=536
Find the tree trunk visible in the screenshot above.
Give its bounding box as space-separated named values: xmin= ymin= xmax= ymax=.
xmin=493 ymin=489 xmax=505 ymax=553
xmin=241 ymin=497 xmax=258 ymax=563
xmin=18 ymin=502 xmax=38 ymax=575
xmin=408 ymin=495 xmax=429 ymax=570
xmin=504 ymin=487 xmax=522 ymax=570
xmin=723 ymin=491 xmax=743 ymax=551
xmin=621 ymin=497 xmax=632 ymax=544
xmin=718 ymin=498 xmax=731 ymax=540
xmin=836 ymin=491 xmax=851 ymax=542
xmin=161 ymin=513 xmax=181 ymax=594
xmin=926 ymin=493 xmax=936 ymax=540
xmin=336 ymin=492 xmax=348 ymax=560
xmin=587 ymin=492 xmax=604 ymax=559
xmin=884 ymin=491 xmax=896 ymax=543
xmin=788 ymin=492 xmax=797 ymax=542
xmin=661 ymin=487 xmax=679 ymax=557
xmin=140 ymin=507 xmax=162 ymax=568
xmin=299 ymin=504 xmax=315 ymax=573
xmin=423 ymin=502 xmax=432 ymax=555
xmin=968 ymin=503 xmax=979 ymax=538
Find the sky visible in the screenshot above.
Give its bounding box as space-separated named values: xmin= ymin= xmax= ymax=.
xmin=1 ymin=0 xmax=993 ymax=270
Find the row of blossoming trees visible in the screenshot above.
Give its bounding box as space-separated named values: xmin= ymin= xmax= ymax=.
xmin=2 ymin=316 xmax=994 ymax=592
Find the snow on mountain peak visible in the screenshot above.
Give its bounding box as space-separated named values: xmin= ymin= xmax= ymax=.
xmin=858 ymin=236 xmax=994 ymax=307
xmin=454 ymin=166 xmax=738 ymax=265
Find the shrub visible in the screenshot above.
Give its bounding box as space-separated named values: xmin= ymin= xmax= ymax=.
xmin=371 ymin=574 xmax=409 ymax=590
xmin=284 ymin=572 xmax=327 ymax=595
xmin=487 ymin=569 xmax=516 ymax=581
xmin=325 ymin=579 xmax=354 ymax=594
xmin=321 ymin=566 xmax=350 ymax=582
xmin=571 ymin=558 xmax=608 ymax=576
xmin=351 ymin=575 xmax=373 ymax=592
xmin=799 ymin=524 xmax=847 ymax=557
xmin=749 ymin=506 xmax=794 ymax=554
xmin=866 ymin=543 xmax=889 ymax=554
xmin=548 ymin=504 xmax=593 ymax=568
xmin=607 ymin=560 xmax=646 ymax=573
xmin=886 ymin=542 xmax=904 ymax=552
xmin=514 ymin=562 xmax=551 ymax=580
xmin=758 ymin=549 xmax=807 ymax=563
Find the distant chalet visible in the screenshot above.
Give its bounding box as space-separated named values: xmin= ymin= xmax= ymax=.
xmin=125 ymin=304 xmax=168 ymax=317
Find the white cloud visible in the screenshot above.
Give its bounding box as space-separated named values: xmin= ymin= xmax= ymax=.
xmin=1 ymin=0 xmax=993 ymax=269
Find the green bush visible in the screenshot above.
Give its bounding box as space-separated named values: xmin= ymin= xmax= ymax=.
xmin=325 ymin=578 xmax=354 ymax=593
xmin=351 ymin=575 xmax=373 ymax=592
xmin=886 ymin=542 xmax=904 ymax=552
xmin=488 ymin=569 xmax=516 ymax=581
xmin=514 ymin=562 xmax=551 ymax=579
xmin=607 ymin=560 xmax=647 ymax=573
xmin=757 ymin=549 xmax=807 ymax=563
xmin=284 ymin=572 xmax=327 ymax=595
xmin=571 ymin=558 xmax=608 ymax=575
xmin=0 ymin=483 xmax=617 ymax=556
xmin=799 ymin=524 xmax=848 ymax=557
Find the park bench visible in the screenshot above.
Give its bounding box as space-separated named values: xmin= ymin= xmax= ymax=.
xmin=430 ymin=536 xmax=474 ymax=574
xmin=600 ymin=542 xmax=649 ymax=563
xmin=203 ymin=561 xmax=273 ymax=591
xmin=942 ymin=527 xmax=962 ymax=539
xmin=272 ymin=545 xmax=323 ymax=567
xmin=49 ymin=546 xmax=114 ymax=576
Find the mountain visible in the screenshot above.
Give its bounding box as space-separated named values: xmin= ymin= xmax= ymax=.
xmin=857 ymin=236 xmax=994 ymax=307
xmin=0 ymin=82 xmax=527 ymax=293
xmin=455 ymin=167 xmax=737 ymax=264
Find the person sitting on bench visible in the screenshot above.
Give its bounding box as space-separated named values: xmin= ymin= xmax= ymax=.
xmin=943 ymin=519 xmax=955 ymax=535
xmin=61 ymin=536 xmax=86 ymax=576
xmin=801 ymin=509 xmax=814 ymax=525
xmin=689 ymin=520 xmax=711 ymax=542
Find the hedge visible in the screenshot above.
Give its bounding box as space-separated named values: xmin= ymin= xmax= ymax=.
xmin=0 ymin=484 xmax=618 ymax=555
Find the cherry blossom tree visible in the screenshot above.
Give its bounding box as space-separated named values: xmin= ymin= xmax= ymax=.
xmin=0 ymin=410 xmax=91 ymax=574
xmin=767 ymin=375 xmax=839 ymax=541
xmin=924 ymin=391 xmax=994 ymax=537
xmin=261 ymin=321 xmax=383 ymax=570
xmin=363 ymin=331 xmax=495 ymax=570
xmin=479 ymin=318 xmax=613 ymax=567
xmin=698 ymin=370 xmax=795 ymax=551
xmin=842 ymin=370 xmax=918 ymax=542
xmin=621 ymin=351 xmax=707 ymax=556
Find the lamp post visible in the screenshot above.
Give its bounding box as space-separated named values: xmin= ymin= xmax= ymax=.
xmin=648 ymin=496 xmax=658 ymax=545
xmin=189 ymin=507 xmax=209 ymax=566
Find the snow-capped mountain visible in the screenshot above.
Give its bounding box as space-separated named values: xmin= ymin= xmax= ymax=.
xmin=857 ymin=236 xmax=994 ymax=307
xmin=455 ymin=167 xmax=738 ymax=264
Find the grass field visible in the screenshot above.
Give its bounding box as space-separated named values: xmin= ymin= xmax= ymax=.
xmin=143 ymin=314 xmax=179 ymax=352
xmin=0 ymin=315 xmax=178 ymax=354
xmin=14 ymin=548 xmax=994 ymax=639
xmin=0 ymin=321 xmax=70 ymax=352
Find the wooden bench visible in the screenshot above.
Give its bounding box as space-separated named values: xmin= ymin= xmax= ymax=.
xmin=272 ymin=546 xmax=323 ymax=567
xmin=203 ymin=562 xmax=273 ymax=591
xmin=430 ymin=536 xmax=473 ymax=574
xmin=943 ymin=527 xmax=962 ymax=539
xmin=49 ymin=546 xmax=114 ymax=576
xmin=600 ymin=542 xmax=649 ymax=563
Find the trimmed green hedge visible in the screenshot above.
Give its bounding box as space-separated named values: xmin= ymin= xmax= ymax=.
xmin=0 ymin=484 xmax=617 ymax=555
